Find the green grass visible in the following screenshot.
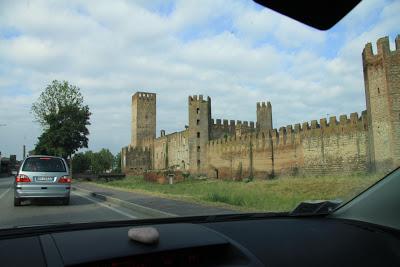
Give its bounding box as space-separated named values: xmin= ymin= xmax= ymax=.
xmin=90 ymin=173 xmax=383 ymax=212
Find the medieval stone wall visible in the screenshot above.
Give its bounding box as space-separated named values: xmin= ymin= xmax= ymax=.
xmin=131 ymin=92 xmax=156 ymax=148
xmin=301 ymin=112 xmax=369 ymax=175
xmin=153 ymin=130 xmax=189 ymax=171
xmin=121 ymin=145 xmax=151 ymax=176
xmin=206 ymin=111 xmax=369 ymax=178
xmin=122 ymin=35 xmax=400 ymax=179
xmin=210 ymin=119 xmax=255 ymax=140
xmin=363 ymin=36 xmax=400 ymax=172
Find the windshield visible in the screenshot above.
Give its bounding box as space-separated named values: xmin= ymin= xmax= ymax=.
xmin=22 ymin=157 xmax=66 ymax=172
xmin=0 ymin=0 xmax=398 ymax=228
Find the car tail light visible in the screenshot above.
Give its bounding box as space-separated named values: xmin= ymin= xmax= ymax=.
xmin=58 ymin=176 xmax=72 ymax=183
xmin=16 ymin=174 xmax=31 ymax=183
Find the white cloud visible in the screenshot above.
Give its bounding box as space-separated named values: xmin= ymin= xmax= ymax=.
xmin=0 ymin=0 xmax=397 ymax=160
xmin=232 ymin=2 xmax=326 ymax=48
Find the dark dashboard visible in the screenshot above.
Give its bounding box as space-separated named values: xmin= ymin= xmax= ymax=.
xmin=1 ymin=216 xmax=399 ymax=267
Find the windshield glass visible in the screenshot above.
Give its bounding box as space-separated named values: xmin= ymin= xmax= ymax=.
xmin=0 ymin=0 xmax=399 ymax=228
xmin=22 ymin=157 xmax=66 ymax=172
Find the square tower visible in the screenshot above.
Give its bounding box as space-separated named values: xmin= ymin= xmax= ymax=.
xmin=256 ymin=101 xmax=273 ymax=132
xmin=131 ymin=92 xmax=156 ymax=148
xmin=188 ymin=95 xmax=211 ymax=175
xmin=363 ymin=35 xmax=400 ymax=172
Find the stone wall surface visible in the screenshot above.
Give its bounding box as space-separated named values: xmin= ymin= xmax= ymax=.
xmin=121 ymin=146 xmax=151 ymax=176
xmin=122 ymin=35 xmax=400 ymax=179
xmin=153 ymin=130 xmax=189 ymax=171
xmin=363 ymin=36 xmax=400 ymax=172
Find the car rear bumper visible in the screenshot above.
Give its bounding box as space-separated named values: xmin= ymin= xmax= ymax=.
xmin=14 ymin=184 xmax=71 ymax=199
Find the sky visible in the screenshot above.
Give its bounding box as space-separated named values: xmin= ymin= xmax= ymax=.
xmin=0 ymin=0 xmax=399 ymax=160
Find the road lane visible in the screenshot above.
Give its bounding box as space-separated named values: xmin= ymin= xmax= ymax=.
xmin=0 ymin=176 xmax=152 ymax=228
xmin=72 ymin=189 xmax=137 ymax=219
xmin=0 ymin=177 xmax=13 ymax=200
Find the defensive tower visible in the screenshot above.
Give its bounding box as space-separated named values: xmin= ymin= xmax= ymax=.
xmin=256 ymin=101 xmax=273 ymax=132
xmin=363 ymin=35 xmax=400 ymax=172
xmin=131 ymin=92 xmax=156 ymax=148
xmin=188 ymin=95 xmax=211 ymax=174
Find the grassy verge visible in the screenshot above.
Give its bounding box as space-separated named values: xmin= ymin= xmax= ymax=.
xmin=90 ymin=173 xmax=383 ymax=212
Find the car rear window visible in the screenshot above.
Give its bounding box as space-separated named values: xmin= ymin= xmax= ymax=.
xmin=22 ymin=157 xmax=66 ymax=172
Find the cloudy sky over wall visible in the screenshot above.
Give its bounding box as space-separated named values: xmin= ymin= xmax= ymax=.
xmin=0 ymin=0 xmax=399 ymax=159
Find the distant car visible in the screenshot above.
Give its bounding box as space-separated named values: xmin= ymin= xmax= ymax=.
xmin=14 ymin=155 xmax=71 ymax=206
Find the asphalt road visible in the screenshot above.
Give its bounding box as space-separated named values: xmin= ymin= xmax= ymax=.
xmin=0 ymin=176 xmax=153 ymax=228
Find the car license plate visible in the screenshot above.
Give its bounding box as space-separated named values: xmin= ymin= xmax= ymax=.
xmin=35 ymin=176 xmax=55 ymax=182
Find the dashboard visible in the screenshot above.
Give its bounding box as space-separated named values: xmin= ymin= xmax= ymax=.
xmin=0 ymin=217 xmax=399 ymax=267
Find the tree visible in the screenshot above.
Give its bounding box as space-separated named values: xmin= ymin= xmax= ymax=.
xmin=32 ymin=80 xmax=85 ymax=127
xmin=32 ymin=80 xmax=91 ymax=160
xmin=114 ymin=152 xmax=122 ymax=173
xmin=98 ymin=148 xmax=114 ymax=173
xmin=89 ymin=149 xmax=114 ymax=174
xmin=72 ymin=152 xmax=91 ymax=174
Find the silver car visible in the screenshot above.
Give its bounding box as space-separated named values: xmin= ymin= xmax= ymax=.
xmin=14 ymin=155 xmax=71 ymax=206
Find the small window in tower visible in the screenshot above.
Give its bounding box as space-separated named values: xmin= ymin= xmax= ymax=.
xmin=196 ymin=108 xmax=200 ymax=114
xmin=197 ymin=146 xmax=200 ymax=152
xmin=378 ymin=87 xmax=380 ymax=94
xmin=197 ymin=119 xmax=200 ymax=125
xmin=197 ymin=160 xmax=200 ymax=166
xmin=197 ymin=132 xmax=200 ymax=138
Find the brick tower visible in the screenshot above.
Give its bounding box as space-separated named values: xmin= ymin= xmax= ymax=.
xmin=131 ymin=92 xmax=156 ymax=148
xmin=256 ymin=101 xmax=273 ymax=132
xmin=188 ymin=95 xmax=211 ymax=175
xmin=363 ymin=35 xmax=400 ymax=172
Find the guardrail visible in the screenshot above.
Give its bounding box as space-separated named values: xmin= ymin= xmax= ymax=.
xmin=73 ymin=173 xmax=125 ymax=182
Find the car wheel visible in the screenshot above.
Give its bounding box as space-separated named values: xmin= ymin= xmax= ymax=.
xmin=14 ymin=197 xmax=21 ymax=206
xmin=62 ymin=197 xmax=70 ymax=205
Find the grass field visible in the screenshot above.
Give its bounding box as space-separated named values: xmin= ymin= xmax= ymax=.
xmin=91 ymin=173 xmax=383 ymax=212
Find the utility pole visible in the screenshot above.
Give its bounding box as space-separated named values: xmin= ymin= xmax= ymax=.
xmin=23 ymin=134 xmax=26 ymax=159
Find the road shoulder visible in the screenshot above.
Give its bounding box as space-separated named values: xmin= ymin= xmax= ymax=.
xmin=73 ymin=181 xmax=238 ymax=217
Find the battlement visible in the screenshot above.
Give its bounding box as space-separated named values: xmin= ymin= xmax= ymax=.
xmin=188 ymin=95 xmax=211 ymax=102
xmin=124 ymin=145 xmax=151 ymax=154
xmin=211 ymin=118 xmax=255 ymax=129
xmin=362 ymin=35 xmax=400 ymax=62
xmin=132 ymin=92 xmax=156 ymax=101
xmin=207 ymin=110 xmax=369 ymax=149
xmin=290 ymin=111 xmax=368 ymax=134
xmin=256 ymin=101 xmax=272 ymax=109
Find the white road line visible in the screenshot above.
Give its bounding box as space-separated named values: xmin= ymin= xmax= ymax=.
xmin=72 ymin=191 xmax=137 ymax=219
xmin=0 ymin=188 xmax=11 ymax=200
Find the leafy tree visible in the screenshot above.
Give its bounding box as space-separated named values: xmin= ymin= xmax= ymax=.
xmin=72 ymin=152 xmax=91 ymax=174
xmin=32 ymin=80 xmax=85 ymax=127
xmin=114 ymin=152 xmax=121 ymax=172
xmin=89 ymin=149 xmax=114 ymax=174
xmin=99 ymin=148 xmax=114 ymax=173
xmin=32 ymin=80 xmax=91 ymax=160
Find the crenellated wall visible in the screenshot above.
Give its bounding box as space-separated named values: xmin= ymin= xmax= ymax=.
xmin=121 ymin=145 xmax=151 ymax=176
xmin=363 ymin=35 xmax=400 ymax=172
xmin=122 ymin=35 xmax=400 ymax=179
xmin=206 ymin=111 xmax=369 ymax=178
xmin=210 ymin=119 xmax=255 ymax=139
xmin=153 ymin=130 xmax=189 ymax=171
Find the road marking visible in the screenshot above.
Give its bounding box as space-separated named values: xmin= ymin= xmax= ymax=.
xmin=72 ymin=191 xmax=137 ymax=219
xmin=0 ymin=188 xmax=11 ymax=200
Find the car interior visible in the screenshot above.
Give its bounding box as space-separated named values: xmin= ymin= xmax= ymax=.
xmin=0 ymin=1 xmax=399 ymax=267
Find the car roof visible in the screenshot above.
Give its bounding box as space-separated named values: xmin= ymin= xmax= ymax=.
xmin=25 ymin=155 xmax=65 ymax=160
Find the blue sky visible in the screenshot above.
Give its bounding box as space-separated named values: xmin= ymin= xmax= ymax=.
xmin=0 ymin=0 xmax=399 ymax=159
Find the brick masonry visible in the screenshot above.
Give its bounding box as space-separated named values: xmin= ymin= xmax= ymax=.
xmin=122 ymin=35 xmax=400 ymax=178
